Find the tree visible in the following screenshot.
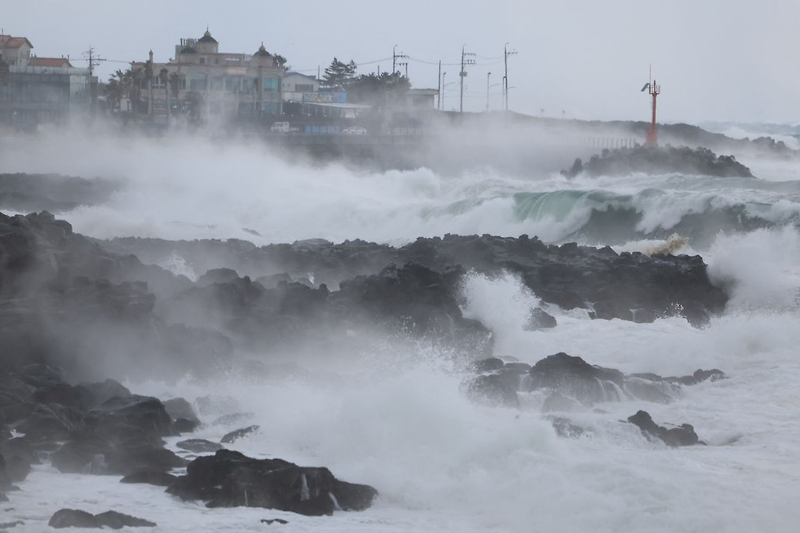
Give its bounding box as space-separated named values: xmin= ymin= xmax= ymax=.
xmin=169 ymin=71 xmax=182 ymax=99
xmin=322 ymin=57 xmax=357 ymax=89
xmin=273 ymin=54 xmax=289 ymax=72
xmin=347 ymin=71 xmax=411 ymax=107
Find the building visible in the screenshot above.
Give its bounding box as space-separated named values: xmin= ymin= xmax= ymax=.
xmin=406 ymin=89 xmax=439 ymax=110
xmin=132 ymin=30 xmax=287 ymax=121
xmin=0 ymin=36 xmax=34 ymax=66
xmin=0 ymin=34 xmax=95 ymax=128
xmin=281 ymin=72 xmax=320 ymax=103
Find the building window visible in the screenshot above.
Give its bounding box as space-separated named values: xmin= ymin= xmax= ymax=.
xmin=295 ymin=84 xmax=315 ymax=92
xmin=199 ymin=57 xmax=206 ymax=65
xmin=242 ymin=78 xmax=255 ymax=92
xmin=189 ymin=76 xmax=206 ymax=91
xmin=224 ymin=76 xmax=242 ymax=92
xmin=210 ymin=76 xmax=224 ymax=91
xmin=262 ymin=78 xmax=279 ymax=92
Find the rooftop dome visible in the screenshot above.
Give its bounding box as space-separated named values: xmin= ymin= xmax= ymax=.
xmin=253 ymin=43 xmax=272 ymax=57
xmin=198 ymin=30 xmax=218 ymax=44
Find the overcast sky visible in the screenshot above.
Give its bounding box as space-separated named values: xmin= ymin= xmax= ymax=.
xmin=4 ymin=0 xmax=799 ymax=123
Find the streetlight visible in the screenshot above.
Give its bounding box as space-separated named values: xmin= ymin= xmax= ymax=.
xmin=486 ymin=72 xmax=491 ymax=112
xmin=440 ymin=72 xmax=446 ymax=110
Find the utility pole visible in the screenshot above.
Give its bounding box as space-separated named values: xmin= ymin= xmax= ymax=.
xmin=392 ymin=45 xmax=408 ymax=75
xmin=83 ymin=46 xmax=105 ymax=76
xmin=503 ymin=43 xmax=517 ymax=112
xmin=437 ymin=61 xmax=442 ymax=111
xmin=460 ymin=45 xmax=476 ymax=114
xmin=83 ymin=46 xmax=104 ymax=118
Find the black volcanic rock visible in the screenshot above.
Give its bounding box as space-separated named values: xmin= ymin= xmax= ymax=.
xmin=627 ymin=410 xmax=703 ymax=447
xmin=102 ymin=224 xmax=727 ymax=328
xmin=177 ymin=439 xmax=224 ymax=454
xmin=0 ymin=173 xmax=117 ymax=214
xmin=331 ymin=262 xmax=493 ymax=354
xmin=471 ymin=357 xmax=506 ymax=373
xmin=464 ymin=374 xmax=520 ymax=408
xmin=561 ymin=145 xmax=754 ymax=178
xmin=528 ymin=353 xmax=626 ymax=406
xmin=167 ymin=449 xmax=377 ymax=515
xmin=0 ymin=211 xmax=230 ymax=379
xmin=221 ymin=425 xmax=260 ymax=444
xmin=0 ymin=453 xmax=8 ymax=488
xmin=525 ymin=308 xmax=557 ymax=330
xmin=466 ymin=353 xmax=725 ymax=409
xmin=51 ymin=438 xmax=186 ymax=475
xmin=163 ymin=398 xmax=199 ymax=424
xmin=48 ymin=509 xmax=156 ymax=529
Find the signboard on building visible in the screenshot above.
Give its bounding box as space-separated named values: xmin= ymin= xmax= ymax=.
xmin=303 ymin=92 xmax=347 ymax=104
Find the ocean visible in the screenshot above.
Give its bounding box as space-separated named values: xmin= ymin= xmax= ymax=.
xmin=1 ymin=130 xmax=799 ymax=532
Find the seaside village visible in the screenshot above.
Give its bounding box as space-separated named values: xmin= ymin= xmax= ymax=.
xmin=0 ymin=29 xmax=440 ymax=134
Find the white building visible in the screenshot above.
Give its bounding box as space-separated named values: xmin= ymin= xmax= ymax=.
xmin=132 ymin=29 xmax=287 ymax=120
xmin=281 ymin=72 xmax=320 ymax=103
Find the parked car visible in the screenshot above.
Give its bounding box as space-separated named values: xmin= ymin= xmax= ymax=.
xmin=342 ymin=126 xmax=368 ymax=136
xmin=271 ymin=122 xmax=299 ymax=133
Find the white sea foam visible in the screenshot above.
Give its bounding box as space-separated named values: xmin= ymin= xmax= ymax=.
xmin=1 ymin=132 xmax=799 ymax=247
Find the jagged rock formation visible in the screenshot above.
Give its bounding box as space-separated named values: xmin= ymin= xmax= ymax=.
xmin=465 ymin=353 xmax=725 ymax=410
xmin=627 ymin=410 xmax=703 ymax=447
xmin=167 ymin=449 xmax=378 ymax=516
xmin=561 ymin=145 xmax=754 ymax=178
xmin=105 ymin=234 xmax=728 ymax=329
xmin=48 ymin=509 xmax=156 ymax=529
xmin=2 ymin=210 xmax=729 ymax=383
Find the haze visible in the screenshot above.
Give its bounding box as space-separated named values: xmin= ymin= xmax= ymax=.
xmin=4 ymin=0 xmax=799 ymax=123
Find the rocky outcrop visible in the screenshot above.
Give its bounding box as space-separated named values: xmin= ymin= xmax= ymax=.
xmin=465 ymin=353 xmax=725 ymax=411
xmin=103 ymin=230 xmax=727 ymax=327
xmin=0 ymin=174 xmax=117 ymax=214
xmin=48 ymin=509 xmax=156 ymax=529
xmin=221 ymin=425 xmax=260 ymax=444
xmin=167 ymin=450 xmax=377 ymax=516
xmin=627 ymin=410 xmax=703 ymax=447
xmin=176 ymin=439 xmax=224 ymax=454
xmin=0 ymin=361 xmax=192 ymax=498
xmin=561 ymin=145 xmax=754 ymax=178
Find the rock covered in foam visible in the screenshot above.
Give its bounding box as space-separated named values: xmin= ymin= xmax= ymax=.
xmin=167 ymin=449 xmax=378 ymax=516
xmin=464 ymin=353 xmax=726 ymax=411
xmin=48 ymin=509 xmax=156 ymax=529
xmin=627 ymin=410 xmax=703 ymax=447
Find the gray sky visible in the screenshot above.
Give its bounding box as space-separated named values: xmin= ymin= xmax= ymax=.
xmin=5 ymin=0 xmax=799 ymax=123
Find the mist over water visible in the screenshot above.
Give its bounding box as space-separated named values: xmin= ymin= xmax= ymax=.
xmin=3 ymin=129 xmax=800 ymax=532
xmin=2 ymin=131 xmax=799 ymax=248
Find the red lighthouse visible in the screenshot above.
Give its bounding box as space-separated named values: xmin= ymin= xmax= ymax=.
xmin=640 ymin=76 xmax=661 ymax=146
